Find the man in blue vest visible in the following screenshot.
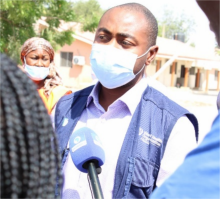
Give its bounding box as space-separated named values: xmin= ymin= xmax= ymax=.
xmin=150 ymin=1 xmax=220 ymax=198
xmin=55 ymin=3 xmax=198 ymax=198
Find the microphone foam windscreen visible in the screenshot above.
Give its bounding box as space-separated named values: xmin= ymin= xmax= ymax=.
xmin=69 ymin=127 xmax=105 ymax=173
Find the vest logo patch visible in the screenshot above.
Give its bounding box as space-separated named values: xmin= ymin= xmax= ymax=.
xmin=62 ymin=118 xmax=69 ymax=126
xmin=139 ymin=127 xmax=162 ymax=147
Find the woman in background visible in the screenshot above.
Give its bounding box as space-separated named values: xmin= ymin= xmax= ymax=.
xmin=20 ymin=37 xmax=71 ymax=114
xmin=0 ymin=54 xmax=61 ymax=198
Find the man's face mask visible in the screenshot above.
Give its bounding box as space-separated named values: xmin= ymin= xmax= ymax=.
xmin=24 ymin=57 xmax=50 ymax=81
xmin=90 ymin=44 xmax=151 ymax=89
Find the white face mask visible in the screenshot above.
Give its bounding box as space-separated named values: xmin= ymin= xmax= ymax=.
xmin=90 ymin=44 xmax=151 ymax=89
xmin=24 ymin=57 xmax=50 ymax=81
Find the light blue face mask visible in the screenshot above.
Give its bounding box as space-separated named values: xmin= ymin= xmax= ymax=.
xmin=90 ymin=44 xmax=151 ymax=89
xmin=24 ymin=57 xmax=50 ymax=81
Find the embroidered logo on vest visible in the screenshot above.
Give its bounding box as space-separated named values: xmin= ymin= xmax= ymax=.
xmin=139 ymin=127 xmax=162 ymax=147
xmin=62 ymin=118 xmax=69 ymax=126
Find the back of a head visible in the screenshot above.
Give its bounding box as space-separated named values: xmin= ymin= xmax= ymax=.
xmin=217 ymin=92 xmax=220 ymax=110
xmin=196 ymin=0 xmax=220 ymax=46
xmin=103 ymin=3 xmax=158 ymax=48
xmin=0 ymin=54 xmax=61 ymax=198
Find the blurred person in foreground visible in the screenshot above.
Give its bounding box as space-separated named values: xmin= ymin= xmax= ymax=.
xmin=0 ymin=54 xmax=61 ymax=198
xmin=20 ymin=37 xmax=72 ymax=114
xmin=217 ymin=91 xmax=220 ymax=110
xmin=54 ymin=3 xmax=199 ymax=198
xmin=150 ymin=1 xmax=220 ymax=198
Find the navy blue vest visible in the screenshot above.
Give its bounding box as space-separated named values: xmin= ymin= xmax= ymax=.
xmin=55 ymin=85 xmax=198 ymax=198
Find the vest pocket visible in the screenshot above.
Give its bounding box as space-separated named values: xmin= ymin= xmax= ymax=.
xmin=132 ymin=156 xmax=159 ymax=188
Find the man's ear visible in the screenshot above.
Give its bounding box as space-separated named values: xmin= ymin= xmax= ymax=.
xmin=145 ymin=45 xmax=159 ymax=65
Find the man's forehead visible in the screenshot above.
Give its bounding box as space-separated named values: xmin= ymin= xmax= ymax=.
xmin=98 ymin=7 xmax=148 ymax=32
xmin=100 ymin=7 xmax=142 ymax=22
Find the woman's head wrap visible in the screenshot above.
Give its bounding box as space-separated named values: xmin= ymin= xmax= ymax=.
xmin=20 ymin=37 xmax=54 ymax=62
xmin=20 ymin=37 xmax=63 ymax=97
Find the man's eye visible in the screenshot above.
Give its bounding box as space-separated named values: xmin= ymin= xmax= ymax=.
xmin=99 ymin=35 xmax=107 ymax=40
xmin=121 ymin=40 xmax=131 ymax=46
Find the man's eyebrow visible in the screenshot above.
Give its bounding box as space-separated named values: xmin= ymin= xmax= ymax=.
xmin=97 ymin=28 xmax=138 ymax=43
xmin=117 ymin=33 xmax=138 ymax=43
xmin=97 ymin=27 xmax=112 ymax=35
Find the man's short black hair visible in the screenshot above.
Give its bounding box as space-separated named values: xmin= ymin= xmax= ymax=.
xmin=103 ymin=3 xmax=158 ymax=48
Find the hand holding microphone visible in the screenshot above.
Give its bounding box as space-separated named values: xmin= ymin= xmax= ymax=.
xmin=69 ymin=127 xmax=105 ymax=199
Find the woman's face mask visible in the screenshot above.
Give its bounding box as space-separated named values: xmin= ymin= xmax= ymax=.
xmin=24 ymin=57 xmax=50 ymax=81
xmin=90 ymin=43 xmax=151 ymax=89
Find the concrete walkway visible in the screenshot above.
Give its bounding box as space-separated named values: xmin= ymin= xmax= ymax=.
xmin=166 ymin=87 xmax=219 ymax=143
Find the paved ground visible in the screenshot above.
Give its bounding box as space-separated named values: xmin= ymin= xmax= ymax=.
xmin=166 ymin=87 xmax=219 ymax=143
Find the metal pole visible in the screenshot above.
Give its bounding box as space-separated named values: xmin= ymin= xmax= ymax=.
xmin=87 ymin=162 xmax=104 ymax=199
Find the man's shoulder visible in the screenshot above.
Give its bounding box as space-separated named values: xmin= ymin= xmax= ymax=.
xmin=144 ymin=86 xmax=188 ymax=115
xmin=58 ymin=85 xmax=94 ymax=103
xmin=55 ymin=85 xmax=94 ymax=115
xmin=55 ymin=85 xmax=95 ymax=124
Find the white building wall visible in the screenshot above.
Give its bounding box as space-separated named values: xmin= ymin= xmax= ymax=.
xmin=208 ymin=74 xmax=217 ymax=89
xmin=142 ymin=57 xmax=219 ymax=90
xmin=201 ymin=70 xmax=218 ymax=90
xmin=189 ymin=75 xmax=196 ymax=88
xmin=146 ymin=63 xmax=156 ymax=77
xmin=164 ymin=68 xmax=171 ymax=87
xmin=158 ymin=59 xmax=165 ymax=83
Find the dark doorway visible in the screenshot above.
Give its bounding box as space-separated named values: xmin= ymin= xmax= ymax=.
xmin=180 ymin=65 xmax=185 ymax=78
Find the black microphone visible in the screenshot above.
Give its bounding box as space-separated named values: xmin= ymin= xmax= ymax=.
xmin=69 ymin=127 xmax=105 ymax=199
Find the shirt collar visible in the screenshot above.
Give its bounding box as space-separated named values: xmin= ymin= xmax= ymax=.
xmin=119 ymin=78 xmax=148 ymax=115
xmin=86 ymin=82 xmax=101 ymax=108
xmin=86 ymin=78 xmax=148 ymax=115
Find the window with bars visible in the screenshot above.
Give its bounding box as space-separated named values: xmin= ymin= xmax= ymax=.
xmin=60 ymin=52 xmax=73 ymax=67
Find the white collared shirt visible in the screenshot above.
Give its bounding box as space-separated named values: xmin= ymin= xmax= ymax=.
xmin=61 ymin=78 xmax=196 ymax=199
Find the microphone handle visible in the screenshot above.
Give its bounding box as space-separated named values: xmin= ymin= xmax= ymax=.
xmin=87 ymin=162 xmax=104 ymax=199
